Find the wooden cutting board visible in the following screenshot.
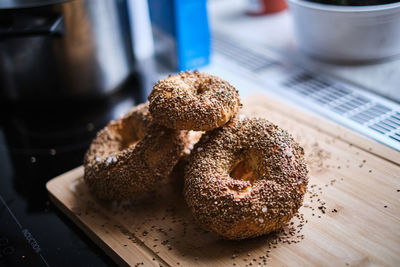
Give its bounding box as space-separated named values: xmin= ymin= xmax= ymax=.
xmin=47 ymin=94 xmax=400 ymax=267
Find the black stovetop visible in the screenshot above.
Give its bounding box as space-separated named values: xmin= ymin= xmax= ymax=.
xmin=0 ymin=79 xmax=147 ymax=267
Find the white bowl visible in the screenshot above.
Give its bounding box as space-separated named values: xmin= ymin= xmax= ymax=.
xmin=287 ymin=0 xmax=400 ymax=63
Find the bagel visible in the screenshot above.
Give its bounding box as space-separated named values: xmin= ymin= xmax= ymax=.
xmin=169 ymin=131 xmax=203 ymax=183
xmin=148 ymin=71 xmax=241 ymax=131
xmin=83 ymin=102 xmax=190 ymax=201
xmin=184 ymin=118 xmax=308 ymax=240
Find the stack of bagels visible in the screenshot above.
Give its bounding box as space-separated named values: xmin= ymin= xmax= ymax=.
xmin=84 ymin=71 xmax=308 ymax=240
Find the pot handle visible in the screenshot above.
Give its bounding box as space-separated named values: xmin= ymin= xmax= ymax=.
xmin=0 ymin=16 xmax=64 ymax=39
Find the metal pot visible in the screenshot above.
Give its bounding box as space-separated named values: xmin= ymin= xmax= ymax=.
xmin=288 ymin=0 xmax=400 ymax=63
xmin=0 ymin=0 xmax=134 ymax=101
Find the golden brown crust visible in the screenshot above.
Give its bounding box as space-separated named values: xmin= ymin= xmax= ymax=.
xmin=184 ymin=118 xmax=308 ymax=240
xmin=148 ymin=71 xmax=241 ymax=131
xmin=168 ymin=131 xmax=202 ymax=188
xmin=83 ymin=102 xmax=190 ymax=200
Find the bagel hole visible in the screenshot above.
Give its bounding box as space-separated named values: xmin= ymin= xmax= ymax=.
xmin=120 ymin=126 xmax=144 ymax=150
xmin=194 ymin=80 xmax=211 ymax=95
xmin=230 ymin=160 xmax=255 ymax=183
xmin=121 ymin=139 xmax=139 ymax=149
xmin=196 ymin=84 xmax=205 ymax=95
xmin=113 ymin=122 xmax=144 ymax=151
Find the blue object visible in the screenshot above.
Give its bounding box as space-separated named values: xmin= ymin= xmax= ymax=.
xmin=148 ymin=0 xmax=211 ymax=71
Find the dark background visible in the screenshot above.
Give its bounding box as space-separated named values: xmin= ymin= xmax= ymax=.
xmin=0 ymin=78 xmax=146 ymax=267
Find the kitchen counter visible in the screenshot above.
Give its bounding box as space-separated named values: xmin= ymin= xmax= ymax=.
xmin=208 ymin=0 xmax=400 ymax=103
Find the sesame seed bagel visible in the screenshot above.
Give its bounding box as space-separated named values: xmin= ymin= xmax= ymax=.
xmin=184 ymin=117 xmax=308 ymax=240
xmin=169 ymin=130 xmax=202 ymax=181
xmin=84 ymin=102 xmax=190 ymax=201
xmin=148 ymin=71 xmax=241 ymax=131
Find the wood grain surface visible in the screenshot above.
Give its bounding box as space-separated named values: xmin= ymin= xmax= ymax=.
xmin=47 ymin=94 xmax=400 ymax=267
